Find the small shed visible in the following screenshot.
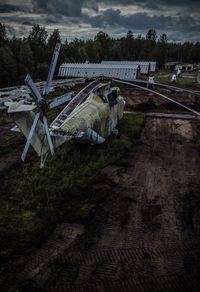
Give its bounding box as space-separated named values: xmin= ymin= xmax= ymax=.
xmin=175 ymin=63 xmax=194 ymax=71
xmin=164 ymin=62 xmax=182 ymax=70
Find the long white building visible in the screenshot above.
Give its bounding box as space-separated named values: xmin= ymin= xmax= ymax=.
xmin=101 ymin=61 xmax=156 ymax=74
xmin=58 ymin=63 xmax=140 ymax=80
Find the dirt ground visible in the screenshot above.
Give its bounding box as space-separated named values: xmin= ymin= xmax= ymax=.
xmin=1 ymin=114 xmax=200 ymax=291
xmin=0 ymin=121 xmax=22 ymax=176
xmin=1 ymin=84 xmax=200 ymax=291
xmin=120 ymin=86 xmax=200 ymax=112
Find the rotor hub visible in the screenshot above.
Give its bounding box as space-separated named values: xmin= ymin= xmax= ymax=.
xmin=38 ymin=98 xmax=47 ymax=115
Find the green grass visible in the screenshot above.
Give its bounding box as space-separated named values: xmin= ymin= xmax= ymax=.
xmin=0 ymin=112 xmax=144 ymax=262
xmin=155 ymin=76 xmax=199 ymax=88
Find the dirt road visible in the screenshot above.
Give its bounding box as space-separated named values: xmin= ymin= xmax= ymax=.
xmin=1 ymin=115 xmax=200 ymax=291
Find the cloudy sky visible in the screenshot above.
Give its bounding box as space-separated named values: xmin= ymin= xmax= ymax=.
xmin=0 ymin=0 xmax=200 ymax=42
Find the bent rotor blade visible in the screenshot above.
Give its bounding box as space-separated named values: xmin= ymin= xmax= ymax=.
xmin=44 ymin=43 xmax=61 ymax=96
xmin=25 ymin=74 xmax=42 ymax=102
xmin=128 ymin=78 xmax=200 ymax=97
xmin=114 ymin=79 xmax=200 ymax=117
xmin=43 ymin=116 xmax=54 ymax=155
xmin=21 ymin=112 xmax=41 ymax=162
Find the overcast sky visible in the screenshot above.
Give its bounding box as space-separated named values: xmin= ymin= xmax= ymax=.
xmin=0 ymin=0 xmax=200 ymax=42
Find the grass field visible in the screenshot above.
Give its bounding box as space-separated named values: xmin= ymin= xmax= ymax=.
xmin=155 ymin=75 xmax=199 ymax=88
xmin=0 ymin=112 xmax=144 ymax=262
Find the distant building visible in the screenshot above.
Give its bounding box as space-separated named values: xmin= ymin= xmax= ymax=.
xmin=59 ymin=63 xmax=140 ymax=80
xmin=164 ymin=62 xmax=183 ymax=70
xmin=175 ymin=64 xmax=194 ymax=71
xmin=101 ymin=61 xmax=156 ymax=74
xmin=165 ymin=62 xmax=195 ymax=71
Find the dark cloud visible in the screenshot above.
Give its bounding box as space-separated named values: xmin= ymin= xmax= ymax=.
xmin=33 ymin=0 xmax=84 ymax=16
xmin=0 ymin=3 xmax=25 ymax=13
xmin=22 ymin=21 xmax=34 ymax=26
xmin=0 ymin=0 xmax=200 ymax=41
xmin=100 ymin=0 xmax=200 ymax=8
xmin=1 ymin=0 xmax=200 ymax=16
xmin=88 ymin=8 xmax=199 ymax=33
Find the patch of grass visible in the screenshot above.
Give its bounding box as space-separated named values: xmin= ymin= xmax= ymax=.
xmin=0 ymin=112 xmax=8 ymax=125
xmin=155 ymin=76 xmax=199 ymax=88
xmin=0 ymin=113 xmax=144 ymax=262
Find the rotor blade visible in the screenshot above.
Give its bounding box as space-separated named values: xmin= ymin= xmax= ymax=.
xmin=43 ymin=116 xmax=54 ymax=155
xmin=114 ymin=79 xmax=200 ymax=117
xmin=130 ymin=78 xmax=200 ymax=97
xmin=48 ymin=93 xmax=73 ymax=110
xmin=44 ymin=43 xmax=61 ymax=96
xmin=7 ymin=101 xmax=37 ymax=113
xmin=21 ymin=112 xmax=41 ymax=162
xmin=25 ymin=74 xmax=42 ymax=102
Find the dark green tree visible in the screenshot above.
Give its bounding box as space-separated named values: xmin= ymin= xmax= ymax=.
xmin=0 ymin=23 xmax=8 ymax=46
xmin=155 ymin=33 xmax=168 ymax=67
xmin=48 ymin=29 xmax=61 ymax=48
xmin=94 ymin=31 xmax=111 ymax=61
xmin=0 ymin=46 xmax=17 ymax=86
xmin=124 ymin=30 xmax=135 ymax=60
xmin=18 ymin=42 xmax=34 ymax=82
xmin=28 ymin=25 xmax=48 ymax=78
xmin=146 ymin=29 xmax=157 ymax=43
xmin=28 ymin=24 xmax=48 ymax=46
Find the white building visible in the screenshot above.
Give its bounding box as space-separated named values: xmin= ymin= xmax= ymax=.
xmin=58 ymin=63 xmax=140 ymax=80
xmin=101 ymin=61 xmax=156 ymax=74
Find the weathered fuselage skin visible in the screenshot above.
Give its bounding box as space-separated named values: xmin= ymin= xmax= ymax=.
xmin=60 ymin=88 xmax=125 ymax=142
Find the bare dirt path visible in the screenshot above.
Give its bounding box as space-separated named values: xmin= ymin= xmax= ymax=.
xmin=1 ymin=115 xmax=200 ymax=292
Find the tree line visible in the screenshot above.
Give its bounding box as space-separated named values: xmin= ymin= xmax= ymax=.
xmin=0 ymin=23 xmax=200 ymax=87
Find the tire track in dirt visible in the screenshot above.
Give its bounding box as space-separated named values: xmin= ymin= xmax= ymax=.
xmin=1 ymin=116 xmax=200 ymax=291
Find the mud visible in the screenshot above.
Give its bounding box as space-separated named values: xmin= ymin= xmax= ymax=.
xmin=1 ymin=116 xmax=200 ymax=291
xmin=120 ymin=86 xmax=200 ymax=112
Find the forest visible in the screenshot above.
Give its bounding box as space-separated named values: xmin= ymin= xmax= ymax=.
xmin=0 ymin=22 xmax=200 ymax=87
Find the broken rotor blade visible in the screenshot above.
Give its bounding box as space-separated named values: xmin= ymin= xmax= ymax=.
xmin=25 ymin=74 xmax=43 ymax=103
xmin=48 ymin=93 xmax=73 ymax=110
xmin=44 ymin=43 xmax=61 ymax=96
xmin=114 ymin=79 xmax=200 ymax=117
xmin=127 ymin=78 xmax=200 ymax=97
xmin=21 ymin=112 xmax=41 ymax=162
xmin=43 ymin=115 xmax=54 ymax=155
